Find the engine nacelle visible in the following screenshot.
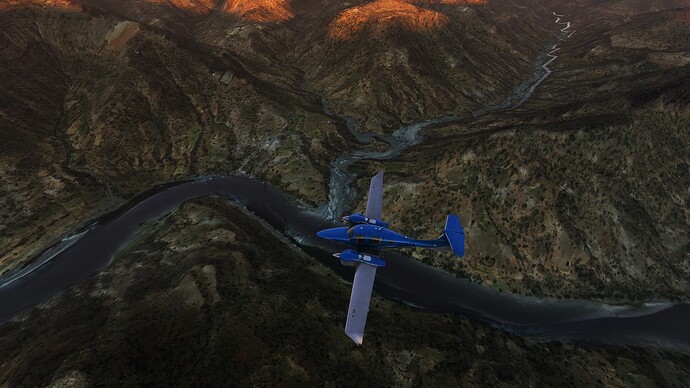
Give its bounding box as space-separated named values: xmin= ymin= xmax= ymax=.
xmin=333 ymin=249 xmax=386 ymax=268
xmin=342 ymin=213 xmax=389 ymax=228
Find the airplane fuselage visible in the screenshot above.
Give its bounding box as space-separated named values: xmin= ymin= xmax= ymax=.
xmin=315 ymin=171 xmax=464 ymax=346
xmin=316 ymin=224 xmax=447 ymax=251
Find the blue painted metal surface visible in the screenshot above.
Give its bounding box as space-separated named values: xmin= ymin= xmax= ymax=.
xmin=335 ymin=249 xmax=386 ymax=267
xmin=316 ymin=217 xmax=464 ymax=254
xmin=317 ymin=171 xmax=465 ymax=345
xmin=342 ymin=213 xmax=389 ymax=228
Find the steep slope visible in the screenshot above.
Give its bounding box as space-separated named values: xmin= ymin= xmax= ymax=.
xmin=0 ymin=4 xmax=345 ymax=278
xmin=293 ymin=0 xmax=557 ymax=131
xmin=327 ymin=0 xmax=450 ymax=40
xmin=2 ymin=198 xmax=689 ymax=386
xmin=367 ymin=2 xmax=690 ymax=300
xmin=0 ymin=0 xmax=81 ymax=10
xmin=188 ymin=0 xmax=559 ymax=132
xmin=51 ymin=0 xmax=562 ymax=132
xmin=146 ymin=0 xmax=216 ymax=14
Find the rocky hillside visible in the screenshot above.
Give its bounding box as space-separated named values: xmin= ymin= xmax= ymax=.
xmin=81 ymin=0 xmax=559 ymax=131
xmin=367 ymin=1 xmax=690 ymax=300
xmin=0 ymin=0 xmax=556 ymax=278
xmin=327 ymin=0 xmax=451 ymax=40
xmin=293 ymin=0 xmax=558 ymax=131
xmin=1 ymin=0 xmax=688 ymax=302
xmin=221 ymin=0 xmax=293 ymax=22
xmin=2 ymin=197 xmax=689 ymax=386
xmin=0 ymin=3 xmax=348 ymax=277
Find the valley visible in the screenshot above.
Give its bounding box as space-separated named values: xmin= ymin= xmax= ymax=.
xmin=2 ymin=197 xmax=690 ymax=386
xmin=0 ymin=1 xmax=689 ymax=384
xmin=1 ymin=0 xmax=688 ymax=302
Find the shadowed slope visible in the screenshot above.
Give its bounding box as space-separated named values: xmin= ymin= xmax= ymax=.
xmin=0 ymin=5 xmax=342 ymax=278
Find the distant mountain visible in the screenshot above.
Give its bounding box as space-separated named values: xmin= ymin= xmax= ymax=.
xmin=1 ymin=2 xmax=689 ymax=385
xmin=292 ymin=0 xmax=555 ymax=130
xmin=72 ymin=0 xmax=560 ymax=129
xmin=327 ymin=0 xmax=451 ymax=40
xmin=221 ymin=0 xmax=293 ymax=22
xmin=368 ymin=0 xmax=690 ymax=300
xmin=0 ymin=0 xmax=688 ymax=302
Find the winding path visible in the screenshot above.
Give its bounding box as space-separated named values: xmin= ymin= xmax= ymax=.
xmin=473 ymin=11 xmax=575 ymax=115
xmin=319 ymin=11 xmax=577 ymax=219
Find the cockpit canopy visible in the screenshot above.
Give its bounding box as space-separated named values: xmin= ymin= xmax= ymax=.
xmin=346 ymin=225 xmax=385 ymax=245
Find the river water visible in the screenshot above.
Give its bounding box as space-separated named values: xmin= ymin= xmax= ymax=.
xmin=3 ymin=12 xmax=688 ymax=353
xmin=0 ymin=176 xmax=688 ymax=352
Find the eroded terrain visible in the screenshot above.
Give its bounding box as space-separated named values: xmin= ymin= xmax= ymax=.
xmin=1 ymin=1 xmax=690 ymax=384
xmin=1 ymin=0 xmax=688 ymax=311
xmin=366 ymin=3 xmax=690 ymax=300
xmin=2 ymin=198 xmax=689 ymax=386
xmin=0 ymin=3 xmax=348 ymax=276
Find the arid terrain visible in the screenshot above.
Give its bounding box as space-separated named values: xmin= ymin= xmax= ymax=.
xmin=1 ymin=0 xmax=688 ymax=295
xmin=2 ymin=198 xmax=689 ymax=386
xmin=0 ymin=0 xmax=556 ymax=279
xmin=0 ymin=0 xmax=348 ymax=277
xmin=1 ymin=0 xmax=689 ymax=298
xmin=1 ymin=0 xmax=689 ymax=384
xmin=366 ymin=1 xmax=690 ymax=301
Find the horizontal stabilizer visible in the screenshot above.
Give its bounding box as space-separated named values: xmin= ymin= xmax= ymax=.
xmin=444 ymin=214 xmax=465 ymax=257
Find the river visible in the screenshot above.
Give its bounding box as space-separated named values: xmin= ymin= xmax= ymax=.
xmin=0 ymin=176 xmax=688 ymax=353
xmin=2 ymin=11 xmax=689 ymax=353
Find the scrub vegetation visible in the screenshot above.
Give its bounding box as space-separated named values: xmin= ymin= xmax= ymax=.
xmin=1 ymin=198 xmax=689 ymax=386
xmin=369 ymin=3 xmax=690 ymax=301
xmin=1 ymin=1 xmax=689 ymax=384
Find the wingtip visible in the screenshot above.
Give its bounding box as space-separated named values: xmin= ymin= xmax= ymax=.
xmin=347 ymin=332 xmax=364 ymax=346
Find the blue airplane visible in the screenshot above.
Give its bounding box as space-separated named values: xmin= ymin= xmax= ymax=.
xmin=317 ymin=171 xmax=465 ymax=345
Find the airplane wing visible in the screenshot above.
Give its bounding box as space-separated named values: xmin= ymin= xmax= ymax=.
xmin=345 ymin=171 xmax=383 ymax=344
xmin=365 ymin=171 xmax=384 ymax=220
xmin=344 ymin=263 xmax=377 ymax=345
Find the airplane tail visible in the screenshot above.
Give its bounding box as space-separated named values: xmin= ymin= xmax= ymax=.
xmin=442 ymin=214 xmax=465 ymax=257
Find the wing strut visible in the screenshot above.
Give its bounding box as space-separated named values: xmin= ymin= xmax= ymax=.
xmin=344 ymin=263 xmax=377 ymax=345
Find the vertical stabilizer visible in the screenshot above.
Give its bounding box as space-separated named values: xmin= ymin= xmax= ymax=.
xmin=444 ymin=214 xmax=465 ymax=257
